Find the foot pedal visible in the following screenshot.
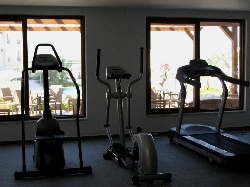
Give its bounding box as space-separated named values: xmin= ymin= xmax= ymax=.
xmin=111 ymin=143 xmax=128 ymax=158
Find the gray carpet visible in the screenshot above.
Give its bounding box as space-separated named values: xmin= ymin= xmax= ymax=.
xmin=1 ymin=135 xmax=250 ymax=187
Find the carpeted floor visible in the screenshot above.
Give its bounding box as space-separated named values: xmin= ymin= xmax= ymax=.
xmin=1 ymin=134 xmax=250 ymax=187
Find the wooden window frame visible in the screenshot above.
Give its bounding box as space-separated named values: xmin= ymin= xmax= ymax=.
xmin=146 ymin=17 xmax=245 ymax=115
xmin=0 ymin=15 xmax=86 ymax=121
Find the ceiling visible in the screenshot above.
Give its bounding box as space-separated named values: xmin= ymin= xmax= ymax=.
xmin=0 ymin=0 xmax=250 ymax=12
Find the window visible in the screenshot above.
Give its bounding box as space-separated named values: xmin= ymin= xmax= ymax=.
xmin=146 ymin=17 xmax=245 ymax=115
xmin=0 ymin=16 xmax=85 ymax=120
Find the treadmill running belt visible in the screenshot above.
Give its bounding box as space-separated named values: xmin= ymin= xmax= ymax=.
xmin=191 ymin=133 xmax=250 ymax=155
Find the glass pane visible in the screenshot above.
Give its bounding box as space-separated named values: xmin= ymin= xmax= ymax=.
xmin=0 ymin=21 xmax=22 ymax=116
xmin=27 ymin=19 xmax=82 ymax=116
xmin=200 ymin=22 xmax=240 ymax=109
xmin=150 ymin=23 xmax=194 ymax=109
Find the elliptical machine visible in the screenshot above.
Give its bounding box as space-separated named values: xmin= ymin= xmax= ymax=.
xmin=96 ymin=48 xmax=172 ymax=185
xmin=14 ymin=44 xmax=92 ymax=179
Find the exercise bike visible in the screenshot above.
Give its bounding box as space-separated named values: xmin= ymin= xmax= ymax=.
xmin=14 ymin=44 xmax=92 ymax=179
xmin=96 ymin=48 xmax=172 ymax=185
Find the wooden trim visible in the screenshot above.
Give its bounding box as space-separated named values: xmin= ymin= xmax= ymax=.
xmin=0 ymin=15 xmax=86 ymax=121
xmin=146 ymin=17 xmax=151 ymax=115
xmin=146 ymin=17 xmax=245 ymax=115
xmin=81 ymin=17 xmax=86 ymax=117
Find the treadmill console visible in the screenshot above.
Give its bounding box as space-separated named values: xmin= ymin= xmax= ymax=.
xmin=189 ymin=59 xmax=215 ymax=76
xmin=106 ymin=66 xmax=131 ymax=79
xmin=33 ymin=54 xmax=59 ymax=70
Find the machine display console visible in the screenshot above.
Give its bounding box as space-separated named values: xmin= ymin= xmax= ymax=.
xmin=189 ymin=59 xmax=215 ymax=76
xmin=106 ymin=66 xmax=131 ymax=79
xmin=34 ymin=54 xmax=59 ymax=70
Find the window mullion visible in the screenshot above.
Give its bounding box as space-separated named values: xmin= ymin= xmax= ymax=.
xmin=22 ymin=19 xmax=30 ymax=118
xmin=194 ymin=21 xmax=201 ymax=110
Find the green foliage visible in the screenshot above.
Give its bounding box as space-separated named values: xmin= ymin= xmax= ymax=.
xmin=202 ymin=51 xmax=233 ymax=92
xmin=160 ymin=63 xmax=171 ymax=84
xmin=206 ymin=51 xmax=232 ymax=71
xmin=48 ymin=58 xmax=70 ymax=86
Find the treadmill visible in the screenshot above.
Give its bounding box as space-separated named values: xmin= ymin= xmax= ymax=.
xmin=168 ymin=59 xmax=250 ymax=168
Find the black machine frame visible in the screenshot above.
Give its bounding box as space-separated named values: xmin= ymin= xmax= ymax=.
xmin=168 ymin=59 xmax=250 ymax=168
xmin=96 ymin=48 xmax=172 ymax=185
xmin=14 ymin=44 xmax=92 ymax=179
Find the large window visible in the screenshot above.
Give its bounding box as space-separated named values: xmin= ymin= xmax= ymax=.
xmin=0 ymin=16 xmax=85 ymax=120
xmin=146 ymin=17 xmax=245 ymax=115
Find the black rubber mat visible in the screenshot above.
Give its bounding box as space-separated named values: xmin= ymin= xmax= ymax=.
xmin=191 ymin=133 xmax=250 ymax=155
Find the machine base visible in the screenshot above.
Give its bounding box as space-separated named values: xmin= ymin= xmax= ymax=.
xmin=104 ymin=133 xmax=172 ymax=184
xmin=169 ymin=124 xmax=250 ymax=169
xmin=14 ymin=166 xmax=92 ymax=180
xmin=132 ymin=172 xmax=172 ymax=185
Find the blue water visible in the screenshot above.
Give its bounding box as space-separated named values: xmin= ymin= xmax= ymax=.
xmin=63 ymin=86 xmax=82 ymax=95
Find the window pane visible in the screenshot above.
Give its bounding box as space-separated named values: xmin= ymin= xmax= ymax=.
xmin=150 ymin=23 xmax=194 ymax=109
xmin=27 ymin=19 xmax=82 ymax=116
xmin=0 ymin=21 xmax=22 ymax=116
xmin=147 ymin=18 xmax=244 ymax=115
xmin=200 ymin=22 xmax=241 ymax=109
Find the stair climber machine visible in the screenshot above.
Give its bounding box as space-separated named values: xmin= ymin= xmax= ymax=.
xmin=168 ymin=59 xmax=250 ymax=168
xmin=14 ymin=44 xmax=92 ymax=179
xmin=96 ymin=48 xmax=172 ymax=185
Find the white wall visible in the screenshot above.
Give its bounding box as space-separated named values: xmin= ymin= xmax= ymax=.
xmin=0 ymin=6 xmax=249 ymax=142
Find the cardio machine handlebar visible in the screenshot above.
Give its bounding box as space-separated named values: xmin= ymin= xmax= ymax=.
xmin=96 ymin=49 xmax=112 ymax=92
xmin=176 ymin=60 xmax=249 ymax=88
xmin=185 ymin=78 xmax=201 ymax=88
xmin=212 ymin=66 xmax=249 ymax=87
xmin=176 ymin=66 xmax=201 ymax=88
xmin=96 ymin=48 xmax=144 ymax=91
xmin=225 ymin=76 xmax=249 ymax=87
xmin=127 ymin=47 xmax=144 ymax=90
xmin=96 ymin=48 xmax=143 ymax=77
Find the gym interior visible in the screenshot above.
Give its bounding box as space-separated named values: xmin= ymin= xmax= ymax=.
xmin=1 ymin=1 xmax=250 ymax=186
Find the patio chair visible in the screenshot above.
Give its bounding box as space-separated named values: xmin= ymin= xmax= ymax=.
xmin=14 ymin=90 xmax=41 ymax=114
xmin=68 ymin=97 xmax=76 ymax=112
xmin=49 ymin=87 xmax=64 ymax=115
xmin=49 ymin=85 xmax=62 ymax=97
xmin=0 ymin=102 xmax=10 ymax=115
xmin=151 ymin=99 xmax=169 ymax=108
xmin=1 ymin=87 xmax=14 ymax=102
xmin=169 ymin=92 xmax=181 ymax=108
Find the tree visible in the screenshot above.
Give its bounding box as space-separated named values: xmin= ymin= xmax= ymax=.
xmin=203 ymin=51 xmax=232 ymax=91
